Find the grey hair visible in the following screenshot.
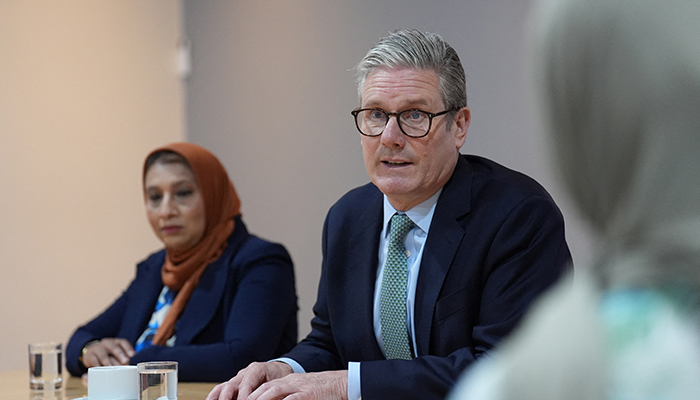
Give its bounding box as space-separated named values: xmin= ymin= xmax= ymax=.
xmin=355 ymin=29 xmax=467 ymax=113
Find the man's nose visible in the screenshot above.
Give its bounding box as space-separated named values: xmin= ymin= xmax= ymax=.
xmin=380 ymin=115 xmax=406 ymax=147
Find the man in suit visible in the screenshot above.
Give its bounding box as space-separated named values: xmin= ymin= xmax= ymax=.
xmin=207 ymin=29 xmax=571 ymax=400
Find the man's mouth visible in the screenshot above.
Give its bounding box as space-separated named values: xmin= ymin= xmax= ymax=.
xmin=383 ymin=160 xmax=411 ymax=166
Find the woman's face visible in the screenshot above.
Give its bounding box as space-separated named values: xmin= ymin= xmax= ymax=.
xmin=144 ymin=162 xmax=206 ymax=253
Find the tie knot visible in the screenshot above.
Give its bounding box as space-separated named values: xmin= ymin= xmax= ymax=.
xmin=389 ymin=213 xmax=415 ymax=245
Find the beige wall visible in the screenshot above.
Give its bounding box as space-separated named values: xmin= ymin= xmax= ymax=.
xmin=0 ymin=1 xmax=184 ymax=371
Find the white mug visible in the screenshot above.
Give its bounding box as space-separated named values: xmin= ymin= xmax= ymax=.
xmin=87 ymin=365 xmax=139 ymax=400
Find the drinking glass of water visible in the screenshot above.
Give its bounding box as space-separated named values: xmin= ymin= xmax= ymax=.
xmin=137 ymin=361 xmax=178 ymax=400
xmin=28 ymin=342 xmax=63 ymax=390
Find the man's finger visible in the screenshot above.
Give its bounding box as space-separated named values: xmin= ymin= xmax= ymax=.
xmin=205 ymin=382 xmax=224 ymax=400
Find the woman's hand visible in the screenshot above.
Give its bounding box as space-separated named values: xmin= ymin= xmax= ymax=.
xmin=81 ymin=338 xmax=136 ymax=368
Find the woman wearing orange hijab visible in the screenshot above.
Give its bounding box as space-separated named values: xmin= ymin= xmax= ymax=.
xmin=66 ymin=142 xmax=298 ymax=382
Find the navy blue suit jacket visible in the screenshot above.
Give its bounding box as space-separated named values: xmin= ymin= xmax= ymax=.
xmin=66 ymin=217 xmax=298 ymax=382
xmin=284 ymin=155 xmax=571 ymax=400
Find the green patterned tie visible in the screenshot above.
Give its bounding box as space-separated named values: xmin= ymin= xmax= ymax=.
xmin=379 ymin=213 xmax=415 ymax=360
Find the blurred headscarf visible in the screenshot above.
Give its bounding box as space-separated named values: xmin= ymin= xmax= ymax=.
xmin=534 ymin=0 xmax=700 ymax=291
xmin=448 ymin=0 xmax=700 ymax=399
xmin=143 ymin=142 xmax=241 ymax=346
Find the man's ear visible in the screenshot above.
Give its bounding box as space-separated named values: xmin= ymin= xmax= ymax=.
xmin=453 ymin=107 xmax=470 ymax=148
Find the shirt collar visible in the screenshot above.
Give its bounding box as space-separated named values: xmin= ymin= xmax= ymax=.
xmin=382 ymin=189 xmax=442 ymax=235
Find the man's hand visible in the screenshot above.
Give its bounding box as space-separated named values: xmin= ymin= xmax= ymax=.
xmin=206 ymin=363 xmax=348 ymax=400
xmin=81 ymin=338 xmax=135 ymax=368
xmin=248 ymin=370 xmax=348 ymax=400
xmin=206 ymin=361 xmax=294 ymax=400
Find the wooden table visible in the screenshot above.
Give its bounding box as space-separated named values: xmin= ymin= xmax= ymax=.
xmin=0 ymin=370 xmax=217 ymax=400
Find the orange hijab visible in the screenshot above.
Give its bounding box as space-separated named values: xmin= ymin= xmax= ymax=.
xmin=143 ymin=142 xmax=241 ymax=346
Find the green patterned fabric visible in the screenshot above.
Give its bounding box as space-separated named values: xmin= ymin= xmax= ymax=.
xmin=380 ymin=213 xmax=415 ymax=360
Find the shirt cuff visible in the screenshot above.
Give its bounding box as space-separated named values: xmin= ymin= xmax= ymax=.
xmin=269 ymin=357 xmax=306 ymax=374
xmin=348 ymin=362 xmax=361 ymax=400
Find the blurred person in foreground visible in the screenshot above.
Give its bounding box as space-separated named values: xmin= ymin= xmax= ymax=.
xmin=207 ymin=29 xmax=571 ymax=400
xmin=66 ymin=142 xmax=298 ymax=382
xmin=448 ymin=0 xmax=700 ymax=399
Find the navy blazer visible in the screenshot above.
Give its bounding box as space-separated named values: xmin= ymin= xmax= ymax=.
xmin=284 ymin=155 xmax=571 ymax=400
xmin=66 ymin=217 xmax=298 ymax=382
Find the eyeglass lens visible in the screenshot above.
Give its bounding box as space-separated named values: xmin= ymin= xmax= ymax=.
xmin=356 ymin=109 xmax=430 ymax=137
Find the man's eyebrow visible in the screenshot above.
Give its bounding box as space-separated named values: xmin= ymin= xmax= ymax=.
xmin=362 ymin=99 xmax=432 ymax=109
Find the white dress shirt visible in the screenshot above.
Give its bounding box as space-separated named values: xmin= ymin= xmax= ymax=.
xmin=349 ymin=190 xmax=441 ymax=400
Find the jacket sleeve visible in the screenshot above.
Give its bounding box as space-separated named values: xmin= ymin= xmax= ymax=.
xmin=65 ymin=288 xmax=131 ymax=376
xmin=65 ymin=252 xmax=163 ymax=377
xmin=281 ymin=210 xmax=348 ymax=372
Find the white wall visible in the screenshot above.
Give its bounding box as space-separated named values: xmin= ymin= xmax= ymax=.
xmin=0 ymin=1 xmax=184 ymax=371
xmin=183 ymin=0 xmax=595 ymax=340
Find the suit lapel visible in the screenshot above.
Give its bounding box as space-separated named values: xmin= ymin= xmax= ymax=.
xmin=176 ymin=220 xmax=248 ymax=345
xmin=414 ymin=156 xmax=472 ymax=355
xmin=175 ymin=259 xmax=226 ymax=344
xmin=122 ymin=258 xmax=164 ymax=343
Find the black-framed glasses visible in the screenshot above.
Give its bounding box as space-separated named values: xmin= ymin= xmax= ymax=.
xmin=351 ymin=108 xmax=454 ymax=138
